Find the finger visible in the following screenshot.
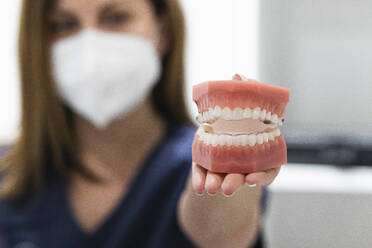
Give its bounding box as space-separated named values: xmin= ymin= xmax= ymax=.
xmin=221 ymin=173 xmax=245 ymax=196
xmin=245 ymin=167 xmax=281 ymax=186
xmin=192 ymin=162 xmax=207 ymax=195
xmin=205 ymin=171 xmax=224 ymax=195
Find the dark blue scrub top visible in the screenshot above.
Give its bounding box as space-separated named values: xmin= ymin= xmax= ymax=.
xmin=0 ymin=123 xmax=267 ymax=248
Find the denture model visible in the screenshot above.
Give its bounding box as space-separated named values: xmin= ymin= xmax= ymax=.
xmin=192 ymin=74 xmax=290 ymax=174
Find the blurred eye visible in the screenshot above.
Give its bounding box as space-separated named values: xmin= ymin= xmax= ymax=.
xmin=101 ymin=12 xmax=128 ymax=26
xmin=50 ymin=19 xmax=78 ymax=34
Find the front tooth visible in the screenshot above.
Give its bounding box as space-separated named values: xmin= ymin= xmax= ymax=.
xmin=248 ymin=134 xmax=257 ymax=146
xmin=252 ymin=108 xmax=261 ymax=120
xmin=257 ymin=134 xmax=264 ymax=144
xmin=233 ymin=108 xmax=243 ymax=120
xmin=243 ymin=108 xmax=252 ymax=118
xmin=266 ymin=112 xmax=271 ymax=121
xmin=222 ymin=107 xmax=232 ymax=120
xmin=268 ymin=133 xmax=275 ymax=141
xmin=260 ymin=109 xmax=267 ymax=121
xmin=226 ymin=135 xmax=233 ymax=146
xmin=232 ymin=136 xmax=239 ymax=146
xmin=271 ymin=114 xmax=279 ymax=124
xmin=263 ymin=133 xmax=269 ymax=143
xmin=214 ymin=106 xmax=222 ymax=118
xmin=241 ymin=135 xmax=249 ymax=146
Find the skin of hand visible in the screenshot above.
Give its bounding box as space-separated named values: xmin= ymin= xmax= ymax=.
xmin=177 ymin=163 xmax=281 ymax=248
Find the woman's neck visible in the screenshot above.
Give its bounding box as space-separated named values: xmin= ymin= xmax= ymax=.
xmin=73 ymin=96 xmax=167 ymax=183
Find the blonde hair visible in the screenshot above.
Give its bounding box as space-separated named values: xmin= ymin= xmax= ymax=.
xmin=0 ymin=0 xmax=191 ymax=200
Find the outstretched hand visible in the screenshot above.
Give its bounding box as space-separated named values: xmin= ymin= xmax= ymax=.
xmin=191 ymin=162 xmax=281 ymax=196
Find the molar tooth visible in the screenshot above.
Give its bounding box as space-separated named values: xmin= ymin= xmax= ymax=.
xmin=208 ymin=108 xmax=214 ymax=120
xmin=271 ymin=114 xmax=279 ymax=124
xmin=278 ymin=118 xmax=283 ymax=126
xmin=222 ymin=107 xmax=232 ymax=120
xmin=268 ymin=133 xmax=275 ymax=141
xmin=252 ymin=108 xmax=261 ymax=120
xmin=266 ymin=112 xmax=271 ymax=121
xmin=248 ymin=134 xmax=257 ymax=147
xmin=243 ymin=108 xmax=252 ymax=118
xmin=211 ymin=135 xmax=218 ymax=147
xmin=260 ymin=109 xmax=267 ymax=121
xmin=273 ymin=129 xmax=281 ymax=137
xmin=206 ymin=133 xmax=212 ymax=145
xmin=257 ymin=134 xmax=264 ymax=145
xmin=196 ymin=127 xmax=203 ymax=136
xmin=214 ymin=106 xmax=222 ymax=118
xmin=232 ymin=108 xmax=243 ymax=120
xmin=263 ymin=133 xmax=269 ymax=143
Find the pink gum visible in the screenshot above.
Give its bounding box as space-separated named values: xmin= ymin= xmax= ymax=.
xmin=193 ymin=80 xmax=290 ymax=117
xmin=192 ymin=134 xmax=287 ymax=174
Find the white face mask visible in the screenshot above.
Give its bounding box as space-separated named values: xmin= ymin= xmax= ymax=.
xmin=51 ymin=29 xmax=161 ymax=128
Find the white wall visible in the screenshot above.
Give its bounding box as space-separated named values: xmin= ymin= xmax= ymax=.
xmin=180 ymin=0 xmax=259 ymax=117
xmin=0 ymin=0 xmax=21 ymax=144
xmin=259 ymin=0 xmax=372 ymax=126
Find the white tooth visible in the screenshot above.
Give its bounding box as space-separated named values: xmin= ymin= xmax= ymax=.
xmin=206 ymin=134 xmax=212 ymax=145
xmin=260 ymin=109 xmax=267 ymax=121
xmin=196 ymin=127 xmax=202 ymax=136
xmin=214 ymin=106 xmax=222 ymax=118
xmin=226 ymin=136 xmax=233 ymax=147
xmin=222 ymin=107 xmax=232 ymax=120
xmin=268 ymin=133 xmax=275 ymax=141
xmin=248 ymin=134 xmax=257 ymax=147
xmin=217 ymin=135 xmax=225 ymax=146
xmin=241 ymin=135 xmax=249 ymax=146
xmin=271 ymin=114 xmax=279 ymax=124
xmin=252 ymin=108 xmax=261 ymax=120
xmin=266 ymin=112 xmax=271 ymax=121
xmin=257 ymin=134 xmax=264 ymax=144
xmin=208 ymin=108 xmax=214 ymax=120
xmin=202 ymin=112 xmax=207 ymax=122
xmin=278 ymin=118 xmax=283 ymax=126
xmin=232 ymin=108 xmax=243 ymax=120
xmin=243 ymin=108 xmax=252 ymax=118
xmin=211 ymin=135 xmax=218 ymax=147
xmin=232 ymin=136 xmax=239 ymax=146
xmin=274 ymin=129 xmax=281 ymax=137
xmin=200 ymin=132 xmax=205 ymax=142
xmin=263 ymin=133 xmax=269 ymax=143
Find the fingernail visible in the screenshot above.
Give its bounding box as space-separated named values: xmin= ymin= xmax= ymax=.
xmin=222 ymin=190 xmax=235 ymax=197
xmin=207 ymin=191 xmax=217 ymax=196
xmin=248 ymin=184 xmax=257 ymax=188
xmin=195 ymin=191 xmax=204 ymax=196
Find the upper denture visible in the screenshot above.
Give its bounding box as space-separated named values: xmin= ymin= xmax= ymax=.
xmin=193 ymin=79 xmax=290 ymax=117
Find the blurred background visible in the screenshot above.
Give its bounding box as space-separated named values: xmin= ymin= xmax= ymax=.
xmin=1 ymin=0 xmax=372 ymax=247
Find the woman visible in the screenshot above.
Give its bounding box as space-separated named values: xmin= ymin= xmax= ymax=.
xmin=0 ymin=0 xmax=280 ymax=247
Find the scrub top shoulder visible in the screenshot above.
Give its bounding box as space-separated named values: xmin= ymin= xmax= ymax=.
xmin=0 ymin=123 xmax=267 ymax=248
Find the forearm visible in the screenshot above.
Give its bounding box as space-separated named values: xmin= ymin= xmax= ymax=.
xmin=178 ymin=172 xmax=262 ymax=248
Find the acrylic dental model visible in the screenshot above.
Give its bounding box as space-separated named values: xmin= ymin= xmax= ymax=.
xmin=192 ymin=74 xmax=290 ymax=174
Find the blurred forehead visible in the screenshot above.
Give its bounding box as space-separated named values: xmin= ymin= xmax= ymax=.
xmin=53 ymin=0 xmax=149 ymax=12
